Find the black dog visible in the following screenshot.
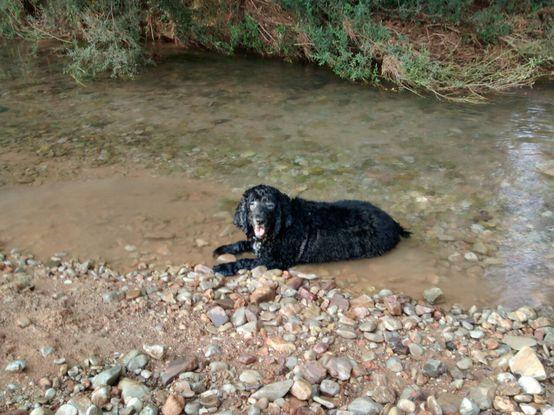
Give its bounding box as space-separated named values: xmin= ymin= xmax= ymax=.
xmin=213 ymin=184 xmax=410 ymax=276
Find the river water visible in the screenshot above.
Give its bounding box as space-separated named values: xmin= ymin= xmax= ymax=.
xmin=1 ymin=42 xmax=552 ymax=308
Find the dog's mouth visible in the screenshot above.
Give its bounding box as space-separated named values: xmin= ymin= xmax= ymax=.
xmin=254 ymin=224 xmax=266 ymax=239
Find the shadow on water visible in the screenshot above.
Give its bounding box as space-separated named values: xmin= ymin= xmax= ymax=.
xmin=0 ymin=42 xmax=552 ymax=308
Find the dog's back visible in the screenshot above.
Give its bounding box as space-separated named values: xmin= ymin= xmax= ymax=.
xmin=290 ymin=196 xmax=409 ymax=263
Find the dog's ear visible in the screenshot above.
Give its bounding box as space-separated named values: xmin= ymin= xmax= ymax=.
xmin=233 ymin=193 xmax=253 ymax=237
xmin=274 ymin=191 xmax=293 ymax=236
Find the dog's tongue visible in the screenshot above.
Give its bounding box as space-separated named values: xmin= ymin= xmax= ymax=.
xmin=254 ymin=225 xmax=266 ymax=238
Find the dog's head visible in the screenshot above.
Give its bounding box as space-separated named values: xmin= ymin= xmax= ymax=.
xmin=233 ymin=185 xmax=292 ymax=240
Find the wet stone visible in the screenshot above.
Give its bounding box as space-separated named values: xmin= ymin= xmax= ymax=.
xmin=423 ymin=287 xmax=443 ymax=304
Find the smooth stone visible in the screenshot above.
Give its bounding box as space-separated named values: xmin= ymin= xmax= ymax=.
xmin=291 ymin=378 xmax=312 ymax=400
xmin=517 ymin=376 xmax=543 ymax=394
xmin=359 ymin=320 xmax=377 ymax=332
xmin=347 ymin=397 xmax=383 ymax=415
xmin=386 ymin=357 xmax=402 ymax=373
xmin=239 ymin=370 xmax=262 ymax=388
xmin=409 ymin=343 xmax=424 ymax=358
xmin=207 ymin=306 xmax=229 ymax=327
xmin=251 ymin=380 xmax=293 ymax=401
xmin=31 ymin=409 xmax=54 ymax=415
xmin=161 ymin=356 xmax=199 ymax=386
xmin=299 ymin=361 xmax=327 ymax=384
xmin=5 ymin=359 xmax=26 ymax=373
xmin=459 ymin=398 xmax=479 ymax=415
xmin=423 ymin=287 xmax=443 ymax=304
xmin=143 ymin=344 xmax=165 ymax=360
xmin=139 ymin=405 xmax=158 ymax=415
xmin=162 ymin=395 xmax=185 ymax=415
xmin=469 ymin=381 xmax=496 ymax=410
xmin=320 ymin=379 xmax=340 ymax=396
xmin=55 ymin=405 xmax=78 ymax=415
xmin=503 ymin=335 xmax=537 ymax=350
xmin=509 ymin=346 xmax=546 ymax=380
xmin=325 ymin=357 xmax=353 ymax=381
xmin=422 ymin=359 xmax=446 ymax=378
xmin=382 ymin=317 xmax=402 ymax=331
xmin=397 ymin=399 xmax=416 ymax=413
xmin=92 ymin=364 xmax=122 ymax=387
xmin=456 ymin=358 xmax=472 ymax=370
xmin=118 ymin=378 xmax=151 ymax=403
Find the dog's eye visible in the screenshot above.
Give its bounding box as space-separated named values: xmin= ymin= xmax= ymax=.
xmin=249 ymin=201 xmax=257 ymax=209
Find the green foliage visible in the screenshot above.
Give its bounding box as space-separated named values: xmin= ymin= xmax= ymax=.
xmin=0 ymin=0 xmax=23 ymax=38
xmin=229 ymin=15 xmax=265 ymax=53
xmin=471 ymin=6 xmax=513 ymax=44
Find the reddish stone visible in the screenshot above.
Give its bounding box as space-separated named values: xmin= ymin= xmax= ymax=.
xmin=238 ymin=354 xmax=257 ymax=365
xmin=298 ymin=287 xmax=316 ymax=301
xmin=384 ymin=295 xmax=402 ymax=316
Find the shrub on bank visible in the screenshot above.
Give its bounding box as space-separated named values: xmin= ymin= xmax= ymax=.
xmin=1 ymin=0 xmax=552 ymax=100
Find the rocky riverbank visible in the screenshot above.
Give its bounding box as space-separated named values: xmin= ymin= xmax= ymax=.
xmin=1 ymin=249 xmax=552 ymax=415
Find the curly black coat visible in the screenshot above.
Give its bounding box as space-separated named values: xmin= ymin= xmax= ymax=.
xmin=213 ymin=184 xmax=410 ymax=276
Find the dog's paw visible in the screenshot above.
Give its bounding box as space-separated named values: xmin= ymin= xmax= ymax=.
xmin=212 ymin=245 xmax=227 ymax=258
xmin=213 ymin=262 xmax=236 ymax=277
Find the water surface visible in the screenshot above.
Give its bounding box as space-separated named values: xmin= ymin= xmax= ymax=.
xmin=1 ymin=42 xmax=552 ymax=308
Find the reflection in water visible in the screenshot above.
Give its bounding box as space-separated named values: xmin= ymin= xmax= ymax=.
xmin=0 ymin=42 xmax=552 ymax=308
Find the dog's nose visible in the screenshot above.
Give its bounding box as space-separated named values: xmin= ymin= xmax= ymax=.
xmin=253 ymin=215 xmax=263 ymax=224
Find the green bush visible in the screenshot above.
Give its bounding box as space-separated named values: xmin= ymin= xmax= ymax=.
xmin=471 ymin=6 xmax=513 ymax=44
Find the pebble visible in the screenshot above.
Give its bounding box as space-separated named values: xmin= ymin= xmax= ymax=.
xmin=422 ymin=359 xmax=446 ymax=378
xmin=347 ymin=397 xmax=383 ymax=415
xmin=386 ymin=357 xmax=402 ymax=372
xmin=239 ymin=370 xmax=262 ymax=389
xmin=251 ymin=380 xmax=293 ymax=401
xmin=503 ymin=335 xmax=537 ymax=350
xmin=30 ymin=409 xmax=54 ymax=415
xmin=207 ymin=306 xmax=229 ymax=327
xmin=456 ymin=357 xmax=472 ymax=370
xmin=397 ymin=399 xmax=416 ymax=413
xmin=423 ymin=287 xmax=443 ymax=304
xmin=325 ymin=357 xmax=352 ymax=381
xmin=92 ymin=364 xmax=122 ymax=387
xmin=291 ymin=378 xmax=312 ymax=400
xmin=5 ymin=359 xmax=26 ymax=373
xmin=143 ymin=344 xmax=165 ymax=359
xmin=509 ymin=346 xmax=546 ymax=380
xmin=55 ymin=405 xmax=78 ymax=415
xmin=162 ymin=395 xmax=184 ymax=415
xmin=320 ymin=379 xmax=340 ymax=396
xmin=118 ymin=377 xmax=151 ymax=403
xmin=299 ymin=361 xmax=327 ymax=384
xmin=161 ymin=356 xmax=199 ymax=386
xmin=518 ymin=376 xmax=543 ymax=394
xmin=459 ymin=398 xmax=479 ymax=415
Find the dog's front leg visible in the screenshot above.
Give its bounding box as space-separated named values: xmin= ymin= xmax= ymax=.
xmin=212 ymin=240 xmax=252 ymax=257
xmin=213 ymin=258 xmax=280 ymax=277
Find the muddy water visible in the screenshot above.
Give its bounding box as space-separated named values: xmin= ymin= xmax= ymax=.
xmin=0 ymin=42 xmax=553 ymax=308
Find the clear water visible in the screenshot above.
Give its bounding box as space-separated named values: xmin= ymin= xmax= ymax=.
xmin=1 ymin=42 xmax=553 ymax=308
